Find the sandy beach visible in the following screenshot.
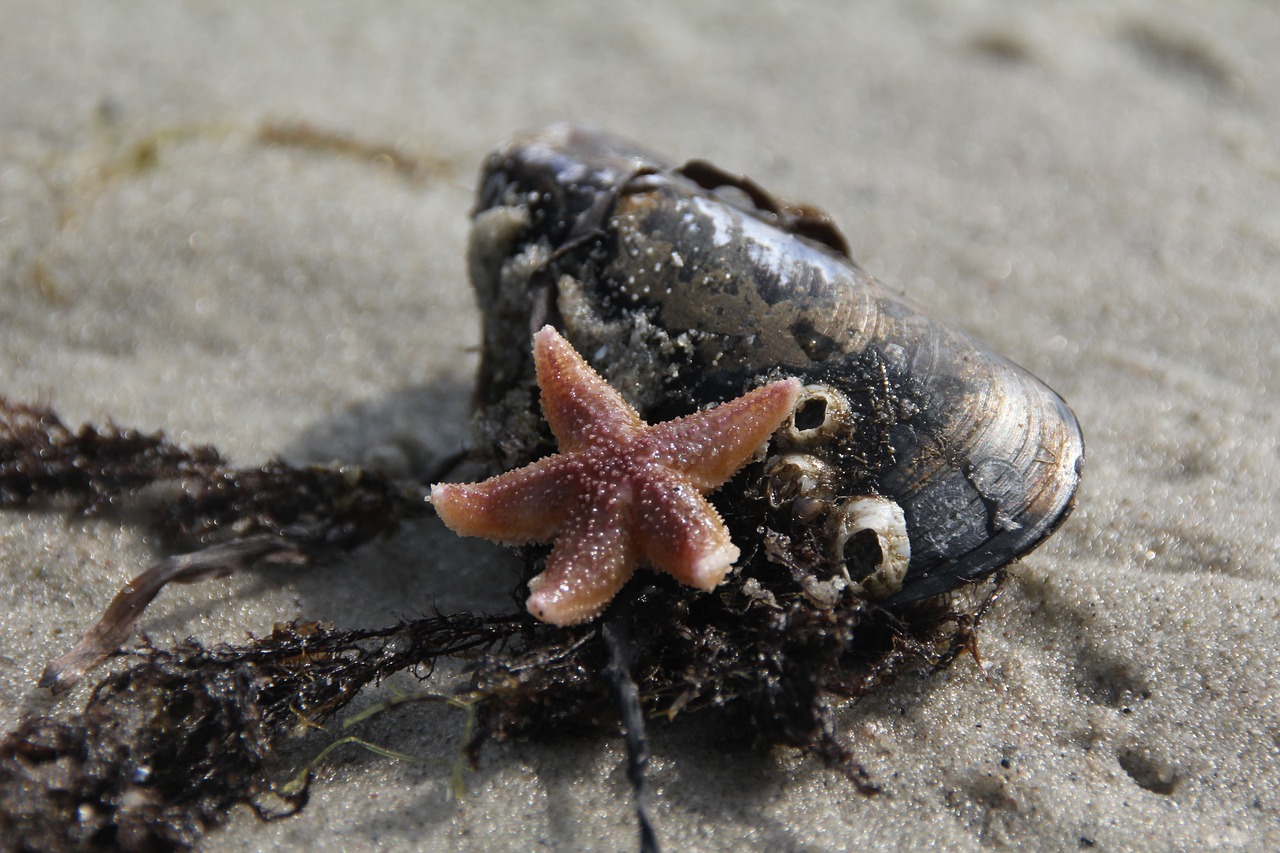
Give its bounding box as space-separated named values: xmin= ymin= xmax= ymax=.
xmin=2 ymin=2 xmax=1278 ymax=849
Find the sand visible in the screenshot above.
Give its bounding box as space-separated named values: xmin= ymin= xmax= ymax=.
xmin=2 ymin=1 xmax=1278 ymax=850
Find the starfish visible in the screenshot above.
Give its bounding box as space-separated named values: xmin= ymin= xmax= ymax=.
xmin=430 ymin=326 xmax=801 ymax=626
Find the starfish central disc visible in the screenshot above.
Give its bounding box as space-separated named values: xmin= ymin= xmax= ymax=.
xmin=430 ymin=326 xmax=801 ymax=626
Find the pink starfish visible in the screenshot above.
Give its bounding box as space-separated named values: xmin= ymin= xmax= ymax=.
xmin=430 ymin=326 xmax=801 ymax=626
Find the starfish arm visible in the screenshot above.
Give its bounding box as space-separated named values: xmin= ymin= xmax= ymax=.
xmin=534 ymin=325 xmax=643 ymax=452
xmin=525 ymin=497 xmax=636 ymax=626
xmin=429 ymin=456 xmax=576 ymax=545
xmin=632 ymin=471 xmax=740 ymax=591
xmin=649 ymin=378 xmax=801 ymax=491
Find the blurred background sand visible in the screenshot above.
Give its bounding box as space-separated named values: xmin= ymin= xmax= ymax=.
xmin=2 ymin=2 xmax=1278 ymax=850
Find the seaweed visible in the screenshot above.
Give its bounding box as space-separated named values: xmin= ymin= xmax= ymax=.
xmin=0 ymin=396 xmax=999 ymax=851
xmin=0 ymin=616 xmax=517 ymax=852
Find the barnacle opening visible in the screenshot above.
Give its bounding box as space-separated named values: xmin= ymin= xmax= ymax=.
xmin=843 ymin=528 xmax=884 ymax=573
xmin=794 ymin=397 xmax=827 ymax=431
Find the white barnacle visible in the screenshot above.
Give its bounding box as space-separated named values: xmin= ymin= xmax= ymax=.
xmin=775 ymin=383 xmax=855 ymax=450
xmin=828 ymin=496 xmax=911 ymax=600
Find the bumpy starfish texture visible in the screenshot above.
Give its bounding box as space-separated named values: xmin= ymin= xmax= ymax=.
xmin=430 ymin=326 xmax=802 ymax=626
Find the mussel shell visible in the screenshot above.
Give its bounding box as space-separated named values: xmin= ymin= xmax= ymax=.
xmin=468 ymin=123 xmax=1083 ymax=606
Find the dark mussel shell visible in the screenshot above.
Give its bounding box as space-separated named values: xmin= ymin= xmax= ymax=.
xmin=466 ymin=124 xmax=1083 ymax=606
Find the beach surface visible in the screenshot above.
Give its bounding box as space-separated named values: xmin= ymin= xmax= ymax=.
xmin=2 ymin=2 xmax=1278 ymax=850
